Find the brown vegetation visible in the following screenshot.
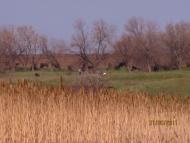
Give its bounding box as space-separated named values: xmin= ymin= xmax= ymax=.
xmin=0 ymin=81 xmax=189 ymax=142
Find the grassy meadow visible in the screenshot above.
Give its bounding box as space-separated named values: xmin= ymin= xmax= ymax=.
xmin=1 ymin=69 xmax=190 ymax=95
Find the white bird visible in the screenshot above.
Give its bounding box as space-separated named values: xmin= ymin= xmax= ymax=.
xmin=78 ymin=69 xmax=82 ymax=75
xmin=103 ymin=72 xmax=107 ymax=76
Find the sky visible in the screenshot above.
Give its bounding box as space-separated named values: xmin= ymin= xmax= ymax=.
xmin=0 ymin=0 xmax=189 ymax=41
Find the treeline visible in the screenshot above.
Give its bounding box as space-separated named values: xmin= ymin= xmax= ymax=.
xmin=1 ymin=17 xmax=190 ymax=72
xmin=0 ymin=26 xmax=65 ymax=71
xmin=114 ymin=18 xmax=190 ymax=72
xmin=71 ymin=18 xmax=190 ymax=72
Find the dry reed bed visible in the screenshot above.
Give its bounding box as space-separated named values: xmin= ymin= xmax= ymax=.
xmin=0 ymin=80 xmax=190 ymax=143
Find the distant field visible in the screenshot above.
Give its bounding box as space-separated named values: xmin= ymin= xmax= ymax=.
xmin=1 ymin=69 xmax=190 ymax=95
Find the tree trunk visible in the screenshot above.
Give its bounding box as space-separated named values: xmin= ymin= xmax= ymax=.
xmin=147 ymin=63 xmax=152 ymax=72
xmin=31 ymin=56 xmax=35 ymax=71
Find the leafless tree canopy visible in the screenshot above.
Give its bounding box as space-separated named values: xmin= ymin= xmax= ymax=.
xmin=0 ymin=18 xmax=190 ymax=72
xmin=114 ymin=18 xmax=190 ymax=72
xmin=163 ymin=22 xmax=190 ymax=68
xmin=0 ymin=26 xmax=62 ymax=72
xmin=71 ymin=19 xmax=115 ymax=70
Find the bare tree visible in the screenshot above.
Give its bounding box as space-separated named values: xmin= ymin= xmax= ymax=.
xmin=143 ymin=21 xmax=163 ymax=71
xmin=16 ymin=26 xmax=43 ymax=71
xmin=0 ymin=27 xmax=19 ymax=71
xmin=41 ymin=38 xmax=61 ymax=70
xmin=124 ymin=17 xmax=161 ymax=72
xmin=72 ymin=19 xmax=114 ymax=71
xmin=113 ymin=35 xmax=133 ymax=69
xmin=163 ymin=22 xmax=190 ymax=69
xmin=92 ymin=20 xmax=115 ymax=67
xmin=72 ymin=20 xmax=93 ymax=68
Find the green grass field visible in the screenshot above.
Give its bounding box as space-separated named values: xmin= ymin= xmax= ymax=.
xmin=1 ymin=69 xmax=190 ymax=96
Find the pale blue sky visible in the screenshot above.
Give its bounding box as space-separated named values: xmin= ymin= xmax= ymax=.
xmin=0 ymin=0 xmax=189 ymax=41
